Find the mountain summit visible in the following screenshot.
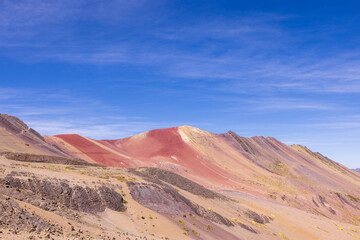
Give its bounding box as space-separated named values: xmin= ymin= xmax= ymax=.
xmin=0 ymin=114 xmax=360 ymax=239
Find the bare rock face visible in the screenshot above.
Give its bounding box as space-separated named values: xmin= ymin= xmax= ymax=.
xmin=0 ymin=194 xmax=50 ymax=232
xmin=244 ymin=210 xmax=273 ymax=224
xmin=129 ymin=168 xmax=224 ymax=199
xmin=226 ymin=131 xmax=260 ymax=156
xmin=0 ymin=152 xmax=94 ymax=166
xmin=127 ymin=182 xmax=193 ymax=215
xmin=97 ymin=186 xmax=125 ymax=211
xmin=127 ymin=181 xmax=233 ymax=226
xmin=0 ymin=175 xmax=125 ymax=213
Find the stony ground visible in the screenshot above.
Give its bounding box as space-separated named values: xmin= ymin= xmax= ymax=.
xmin=1 ymin=156 xmax=360 ymax=240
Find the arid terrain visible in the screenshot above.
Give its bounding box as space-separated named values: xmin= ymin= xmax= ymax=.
xmin=0 ymin=113 xmax=360 ymax=240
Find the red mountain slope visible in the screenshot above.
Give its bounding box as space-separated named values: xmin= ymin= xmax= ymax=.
xmin=46 ymin=125 xmax=360 ymax=225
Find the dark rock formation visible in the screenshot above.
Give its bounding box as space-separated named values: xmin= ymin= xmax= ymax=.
xmin=0 ymin=152 xmax=95 ymax=166
xmin=0 ymin=194 xmax=50 ymax=232
xmin=127 ymin=181 xmax=233 ymax=226
xmin=0 ymin=114 xmax=29 ymax=133
xmin=317 ymin=195 xmax=337 ymax=215
xmin=127 ymin=182 xmax=192 ymax=214
xmin=129 ymin=168 xmax=225 ymax=199
xmin=244 ymin=210 xmax=272 ymax=224
xmin=227 ymin=131 xmax=260 ymax=156
xmin=0 ymin=175 xmax=125 ymax=213
xmin=28 ymin=128 xmax=45 ymax=142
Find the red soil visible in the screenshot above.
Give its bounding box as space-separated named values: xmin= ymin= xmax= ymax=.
xmin=55 ymin=128 xmax=243 ymax=188
xmin=54 ymin=134 xmax=132 ymax=167
xmin=52 ymin=126 xmax=360 ymax=198
xmin=102 ymin=127 xmax=238 ymax=187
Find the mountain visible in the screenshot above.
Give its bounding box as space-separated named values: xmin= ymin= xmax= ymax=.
xmin=0 ymin=113 xmax=91 ymax=165
xmin=354 ymin=168 xmax=360 ymax=173
xmin=46 ymin=126 xmax=360 ymax=223
xmin=1 ymin=114 xmax=360 ymax=239
xmin=0 ymin=113 xmax=61 ymax=155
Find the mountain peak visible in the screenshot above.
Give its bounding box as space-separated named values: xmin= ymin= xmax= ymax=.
xmin=1 ymin=113 xmax=360 ymax=240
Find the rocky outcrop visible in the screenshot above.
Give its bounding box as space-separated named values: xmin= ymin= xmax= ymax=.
xmin=127 ymin=182 xmax=192 ymax=214
xmin=0 ymin=114 xmax=29 ymax=133
xmin=244 ymin=210 xmax=273 ymax=224
xmin=0 ymin=175 xmax=125 ymax=213
xmin=129 ymin=168 xmax=225 ymax=199
xmin=28 ymin=128 xmax=45 ymax=142
xmin=127 ymin=181 xmax=233 ymax=226
xmin=0 ymin=194 xmax=50 ymax=232
xmin=0 ymin=152 xmax=95 ymax=166
xmin=227 ymin=131 xmax=260 ymax=156
xmin=0 ymin=114 xmax=43 ymax=142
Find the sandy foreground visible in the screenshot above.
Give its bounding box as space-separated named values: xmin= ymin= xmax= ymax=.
xmin=0 ymin=156 xmax=360 ymax=240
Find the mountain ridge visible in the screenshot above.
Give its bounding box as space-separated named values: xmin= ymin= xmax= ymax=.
xmin=1 ymin=114 xmax=360 ymax=239
xmin=45 ymin=122 xmax=360 ymax=225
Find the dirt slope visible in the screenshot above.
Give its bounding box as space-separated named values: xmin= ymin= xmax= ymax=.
xmin=1 ymin=157 xmax=360 ymax=240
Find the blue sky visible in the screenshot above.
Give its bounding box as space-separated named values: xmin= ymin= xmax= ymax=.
xmin=0 ymin=0 xmax=360 ymax=168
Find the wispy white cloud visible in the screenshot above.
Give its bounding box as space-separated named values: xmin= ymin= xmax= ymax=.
xmin=0 ymin=88 xmax=36 ymax=100
xmin=2 ymin=1 xmax=360 ymax=95
xmin=0 ymin=0 xmax=149 ymax=28
xmin=0 ymin=0 xmax=77 ymax=27
xmin=205 ymin=96 xmax=334 ymax=113
xmin=302 ymin=115 xmax=360 ymax=130
xmin=250 ymin=98 xmax=331 ymax=111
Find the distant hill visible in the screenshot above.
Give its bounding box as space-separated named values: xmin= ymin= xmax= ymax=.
xmin=47 ymin=119 xmax=360 ymax=226
xmin=354 ymin=168 xmax=360 ymax=173
xmin=0 ymin=114 xmax=92 ymax=165
xmin=1 ymin=113 xmax=360 ymax=240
